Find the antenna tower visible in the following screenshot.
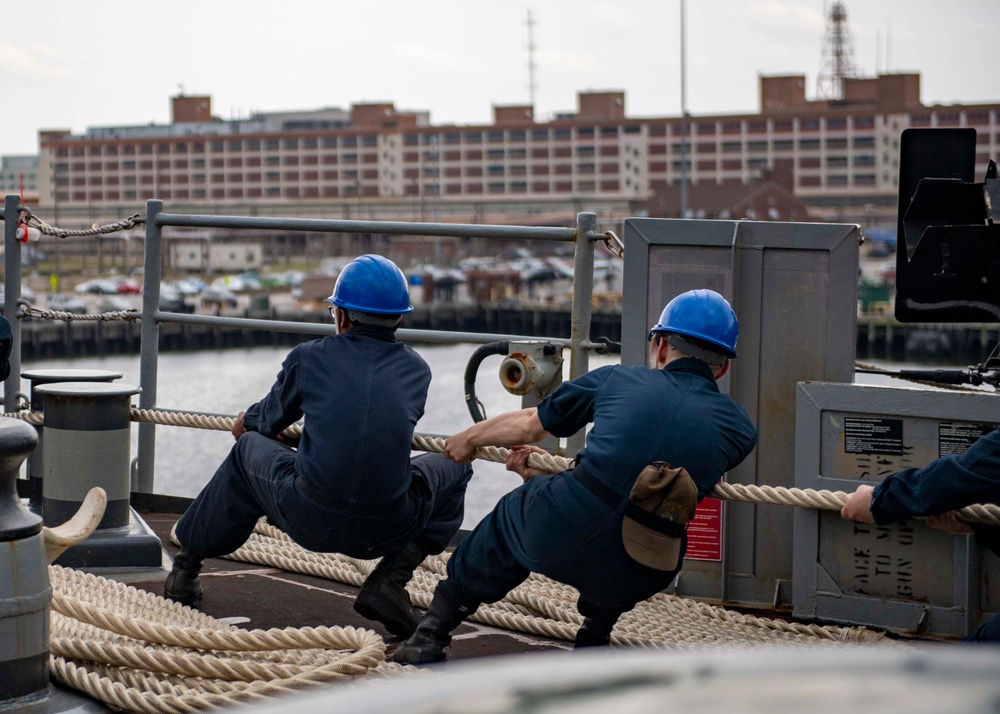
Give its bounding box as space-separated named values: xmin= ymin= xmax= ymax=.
xmin=816 ymin=1 xmax=858 ymax=100
xmin=526 ymin=9 xmax=537 ymax=119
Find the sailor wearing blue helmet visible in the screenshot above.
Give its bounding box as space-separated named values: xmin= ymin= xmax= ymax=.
xmin=395 ymin=289 xmax=758 ymax=663
xmin=167 ymin=254 xmax=472 ymax=639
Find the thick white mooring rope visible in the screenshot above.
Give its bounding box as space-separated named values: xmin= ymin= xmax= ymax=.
xmin=8 ymin=407 xmax=996 ymax=525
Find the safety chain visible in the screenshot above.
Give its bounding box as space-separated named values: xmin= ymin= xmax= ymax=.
xmin=8 ymin=407 xmax=994 ymax=527
xmin=19 ymin=305 xmax=141 ymax=322
xmin=25 ymin=211 xmax=143 ymax=239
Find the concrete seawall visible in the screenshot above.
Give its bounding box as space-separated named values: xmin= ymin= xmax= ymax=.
xmin=14 ymin=308 xmax=1000 ymax=366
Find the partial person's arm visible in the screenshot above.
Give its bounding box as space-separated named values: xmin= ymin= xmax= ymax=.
xmin=444 ymin=408 xmax=549 ymax=464
xmin=241 ymin=348 xmax=305 ymax=439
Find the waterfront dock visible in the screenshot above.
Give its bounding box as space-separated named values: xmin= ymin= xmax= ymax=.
xmin=14 ymin=298 xmax=1000 ymax=366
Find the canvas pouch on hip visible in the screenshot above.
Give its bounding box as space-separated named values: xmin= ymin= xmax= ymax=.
xmin=621 ymin=462 xmax=698 ymax=571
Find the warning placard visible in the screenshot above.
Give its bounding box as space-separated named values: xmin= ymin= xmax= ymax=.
xmin=844 ymin=417 xmax=904 ymax=455
xmin=685 ymin=498 xmax=722 ymax=562
xmin=939 ymin=422 xmax=997 ymax=457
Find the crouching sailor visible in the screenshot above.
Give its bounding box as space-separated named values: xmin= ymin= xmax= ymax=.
xmin=165 ymin=254 xmax=473 ymax=638
xmin=394 ymin=289 xmax=758 ymax=663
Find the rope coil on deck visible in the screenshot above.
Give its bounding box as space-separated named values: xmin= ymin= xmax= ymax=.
xmin=220 ymin=521 xmax=901 ymax=651
xmin=48 ymin=565 xmax=417 ymax=713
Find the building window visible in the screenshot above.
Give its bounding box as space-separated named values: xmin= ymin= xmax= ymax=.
xmin=284 ymin=139 xmax=299 ymax=150
xmin=322 ymin=137 xmax=337 ymax=148
xmin=531 ymin=129 xmax=549 ymax=140
xmin=487 ymin=131 xmax=504 ymax=143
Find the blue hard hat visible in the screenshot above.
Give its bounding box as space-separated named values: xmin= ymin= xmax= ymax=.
xmin=648 ymin=289 xmax=739 ymax=358
xmin=326 ymin=254 xmax=413 ymax=315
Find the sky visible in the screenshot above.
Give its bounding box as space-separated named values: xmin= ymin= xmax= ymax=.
xmin=2 ymin=0 xmax=999 ymax=157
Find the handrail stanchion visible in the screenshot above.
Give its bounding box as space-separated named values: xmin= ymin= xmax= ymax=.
xmin=136 ymin=200 xmax=163 ymax=493
xmin=566 ymin=212 xmax=597 ymax=456
xmin=3 ymin=195 xmax=22 ymax=412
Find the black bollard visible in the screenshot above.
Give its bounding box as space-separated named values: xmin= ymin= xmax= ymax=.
xmin=21 ymin=368 xmax=123 ymax=514
xmin=0 ymin=418 xmax=48 ymax=701
xmin=35 ymin=382 xmax=161 ymax=568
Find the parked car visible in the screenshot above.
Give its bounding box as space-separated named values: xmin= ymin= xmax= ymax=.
xmin=75 ymin=278 xmax=121 ymax=295
xmin=115 ymin=278 xmax=142 ymax=294
xmin=47 ymin=294 xmax=88 ymax=314
xmin=159 ymin=284 xmax=194 ymax=314
xmin=97 ymin=295 xmax=134 ymax=313
xmin=200 ymin=287 xmax=239 ymax=313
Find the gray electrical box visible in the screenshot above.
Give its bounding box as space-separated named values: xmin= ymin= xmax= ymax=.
xmin=793 ymin=381 xmax=999 ymax=638
xmin=622 ymin=219 xmax=859 ymax=608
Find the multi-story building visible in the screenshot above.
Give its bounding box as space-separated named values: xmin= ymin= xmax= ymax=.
xmin=0 ymin=155 xmax=39 ymax=203
xmin=34 ymin=74 xmax=1000 ymax=231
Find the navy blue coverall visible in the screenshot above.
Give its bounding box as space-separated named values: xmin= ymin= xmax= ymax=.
xmin=870 ymin=426 xmax=1000 ymax=642
xmin=175 ymin=324 xmax=473 ymax=560
xmin=440 ymin=358 xmax=758 ymax=621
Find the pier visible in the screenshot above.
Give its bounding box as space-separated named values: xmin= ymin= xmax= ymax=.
xmin=14 ymin=304 xmax=1000 ymax=366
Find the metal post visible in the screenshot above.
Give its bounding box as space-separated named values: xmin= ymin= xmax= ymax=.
xmin=137 ymin=200 xmax=163 ymax=493
xmin=679 ymin=0 xmax=689 ymax=217
xmin=567 ymin=212 xmax=596 ymax=455
xmin=3 ymin=194 xmax=22 ymax=412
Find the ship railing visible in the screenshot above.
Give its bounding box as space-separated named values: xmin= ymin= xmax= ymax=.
xmin=3 ymin=196 xmax=610 ymax=495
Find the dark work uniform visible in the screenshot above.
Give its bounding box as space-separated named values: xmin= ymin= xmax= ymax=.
xmin=176 ymin=325 xmax=472 ymax=561
xmin=442 ymin=358 xmax=757 ymax=621
xmin=870 ymin=426 xmax=1000 ymax=642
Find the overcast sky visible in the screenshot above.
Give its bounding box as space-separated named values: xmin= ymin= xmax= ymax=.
xmin=2 ymin=0 xmax=998 ymax=157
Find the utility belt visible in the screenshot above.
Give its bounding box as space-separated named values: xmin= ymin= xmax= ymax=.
xmin=294 ymin=477 xmax=399 ymax=517
xmin=572 ymin=462 xmax=686 ymax=538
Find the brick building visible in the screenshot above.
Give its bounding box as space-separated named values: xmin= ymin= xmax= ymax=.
xmin=34 ymin=74 xmax=1000 ymax=231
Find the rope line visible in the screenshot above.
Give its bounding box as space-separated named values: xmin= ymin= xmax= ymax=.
xmin=4 ymin=406 xmax=998 ymax=525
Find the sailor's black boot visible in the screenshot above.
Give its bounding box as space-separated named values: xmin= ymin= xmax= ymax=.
xmin=574 ymin=617 xmax=615 ymax=648
xmin=164 ymin=549 xmax=205 ymax=608
xmin=392 ymin=590 xmax=471 ymax=665
xmin=353 ymin=542 xmax=427 ymax=638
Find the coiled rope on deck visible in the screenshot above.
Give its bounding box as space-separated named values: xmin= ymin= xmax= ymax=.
xmin=218 ymin=521 xmax=899 ymax=650
xmin=48 ymin=565 xmax=417 ymax=713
